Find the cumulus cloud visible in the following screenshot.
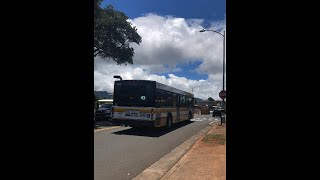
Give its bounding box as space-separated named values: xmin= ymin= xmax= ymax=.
xmin=94 ymin=14 xmax=226 ymax=100
xmin=129 ymin=14 xmax=225 ymax=74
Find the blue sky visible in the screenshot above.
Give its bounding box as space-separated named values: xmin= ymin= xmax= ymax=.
xmin=102 ymin=0 xmax=225 ymax=26
xmin=95 ymin=0 xmax=226 ymax=100
xmin=158 ymin=61 xmax=208 ymax=80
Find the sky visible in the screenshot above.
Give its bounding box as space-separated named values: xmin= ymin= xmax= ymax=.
xmin=95 ymin=0 xmax=226 ymax=100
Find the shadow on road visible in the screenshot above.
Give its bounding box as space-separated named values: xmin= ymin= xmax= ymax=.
xmin=112 ymin=121 xmax=194 ymax=137
xmin=94 ymin=121 xmax=116 ymax=129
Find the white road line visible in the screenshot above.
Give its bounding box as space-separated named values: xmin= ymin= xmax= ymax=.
xmin=94 ymin=126 xmax=121 ymax=132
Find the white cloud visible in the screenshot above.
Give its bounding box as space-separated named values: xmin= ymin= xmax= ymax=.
xmin=95 ymin=14 xmax=226 ymax=100
xmin=95 ymin=58 xmax=223 ymax=100
xmin=129 ymin=14 xmax=225 ymax=75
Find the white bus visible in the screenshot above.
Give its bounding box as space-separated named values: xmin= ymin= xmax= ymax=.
xmin=112 ymin=80 xmax=194 ymax=128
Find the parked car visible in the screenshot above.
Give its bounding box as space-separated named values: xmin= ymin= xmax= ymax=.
xmin=95 ymin=103 xmax=113 ymax=121
xmin=212 ymin=107 xmax=225 ymax=117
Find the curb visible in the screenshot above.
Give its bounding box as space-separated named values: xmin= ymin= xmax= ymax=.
xmin=133 ymin=124 xmax=213 ymax=180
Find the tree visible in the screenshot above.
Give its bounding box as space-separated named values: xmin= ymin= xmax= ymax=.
xmin=207 ymin=97 xmax=215 ymax=101
xmin=94 ymin=0 xmax=142 ymax=65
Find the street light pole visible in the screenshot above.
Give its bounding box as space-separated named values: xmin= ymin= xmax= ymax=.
xmin=223 ymin=30 xmax=225 ymax=92
xmin=199 ymin=29 xmax=226 ymax=109
xmin=222 ymin=30 xmax=225 ymax=109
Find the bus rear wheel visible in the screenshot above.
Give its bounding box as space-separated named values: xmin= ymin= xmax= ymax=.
xmin=188 ymin=112 xmax=193 ymax=122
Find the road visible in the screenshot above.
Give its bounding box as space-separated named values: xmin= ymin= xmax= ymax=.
xmin=94 ymin=114 xmax=221 ymax=180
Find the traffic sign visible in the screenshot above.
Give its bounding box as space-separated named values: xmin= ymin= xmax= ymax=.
xmin=219 ymin=90 xmax=226 ymax=99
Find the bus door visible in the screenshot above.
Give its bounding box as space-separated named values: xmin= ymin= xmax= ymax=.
xmin=176 ymin=94 xmax=180 ymax=122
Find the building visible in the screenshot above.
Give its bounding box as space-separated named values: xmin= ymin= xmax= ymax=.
xmin=196 ymin=100 xmax=215 ymax=106
xmin=94 ymin=91 xmax=113 ymax=99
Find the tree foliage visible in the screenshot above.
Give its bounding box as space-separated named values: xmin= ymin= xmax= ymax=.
xmin=94 ymin=0 xmax=142 ymax=65
xmin=207 ymin=97 xmax=215 ymax=101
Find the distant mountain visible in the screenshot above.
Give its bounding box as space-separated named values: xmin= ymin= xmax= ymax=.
xmin=94 ymin=91 xmax=113 ymax=99
xmin=194 ymin=97 xmax=203 ymax=102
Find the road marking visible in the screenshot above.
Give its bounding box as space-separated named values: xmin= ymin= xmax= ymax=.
xmin=94 ymin=126 xmax=121 ymax=132
xmin=191 ymin=118 xmax=211 ymax=121
xmin=191 ymin=118 xmax=204 ymax=121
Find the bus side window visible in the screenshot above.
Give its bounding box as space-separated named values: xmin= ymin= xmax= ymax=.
xmin=182 ymin=96 xmax=186 ymax=107
xmin=156 ymin=89 xmax=161 ymax=108
xmin=167 ymin=92 xmax=173 ymax=107
xmin=176 ymin=94 xmax=180 ymax=107
xmin=186 ymin=97 xmax=189 ymax=108
xmin=172 ymin=93 xmax=177 ymax=107
xmin=179 ymin=95 xmax=185 ymax=107
xmin=188 ymin=97 xmax=193 ymax=108
xmin=161 ymin=90 xmax=167 ymax=107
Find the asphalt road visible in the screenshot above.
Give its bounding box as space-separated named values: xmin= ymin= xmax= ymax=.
xmin=94 ymin=114 xmax=221 ymax=180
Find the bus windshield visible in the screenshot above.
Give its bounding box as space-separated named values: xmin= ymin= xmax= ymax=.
xmin=114 ymin=81 xmax=155 ymax=107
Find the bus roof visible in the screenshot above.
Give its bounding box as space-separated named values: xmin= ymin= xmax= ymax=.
xmin=156 ymin=81 xmax=193 ymax=97
xmin=114 ymin=80 xmax=193 ymax=97
xmin=98 ymin=99 xmax=113 ymax=102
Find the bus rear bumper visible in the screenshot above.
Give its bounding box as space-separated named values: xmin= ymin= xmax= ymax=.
xmin=112 ymin=119 xmax=155 ymax=127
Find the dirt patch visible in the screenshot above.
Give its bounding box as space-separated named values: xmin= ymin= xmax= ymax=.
xmin=165 ymin=123 xmax=226 ymax=180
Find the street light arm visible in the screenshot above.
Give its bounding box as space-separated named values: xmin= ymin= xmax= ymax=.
xmin=199 ymin=29 xmax=226 ymax=109
xmin=199 ymin=29 xmax=224 ymax=38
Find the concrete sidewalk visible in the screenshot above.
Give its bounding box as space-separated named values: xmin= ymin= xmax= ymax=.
xmin=160 ymin=122 xmax=226 ymax=180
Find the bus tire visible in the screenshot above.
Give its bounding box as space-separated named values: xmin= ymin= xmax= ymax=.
xmin=187 ymin=112 xmax=192 ymax=122
xmin=166 ymin=115 xmax=172 ymax=129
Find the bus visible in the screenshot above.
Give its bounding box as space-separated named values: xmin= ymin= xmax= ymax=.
xmin=111 ymin=80 xmax=194 ymax=128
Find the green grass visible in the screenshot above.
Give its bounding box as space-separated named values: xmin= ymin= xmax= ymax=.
xmin=202 ymin=134 xmax=225 ymax=145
